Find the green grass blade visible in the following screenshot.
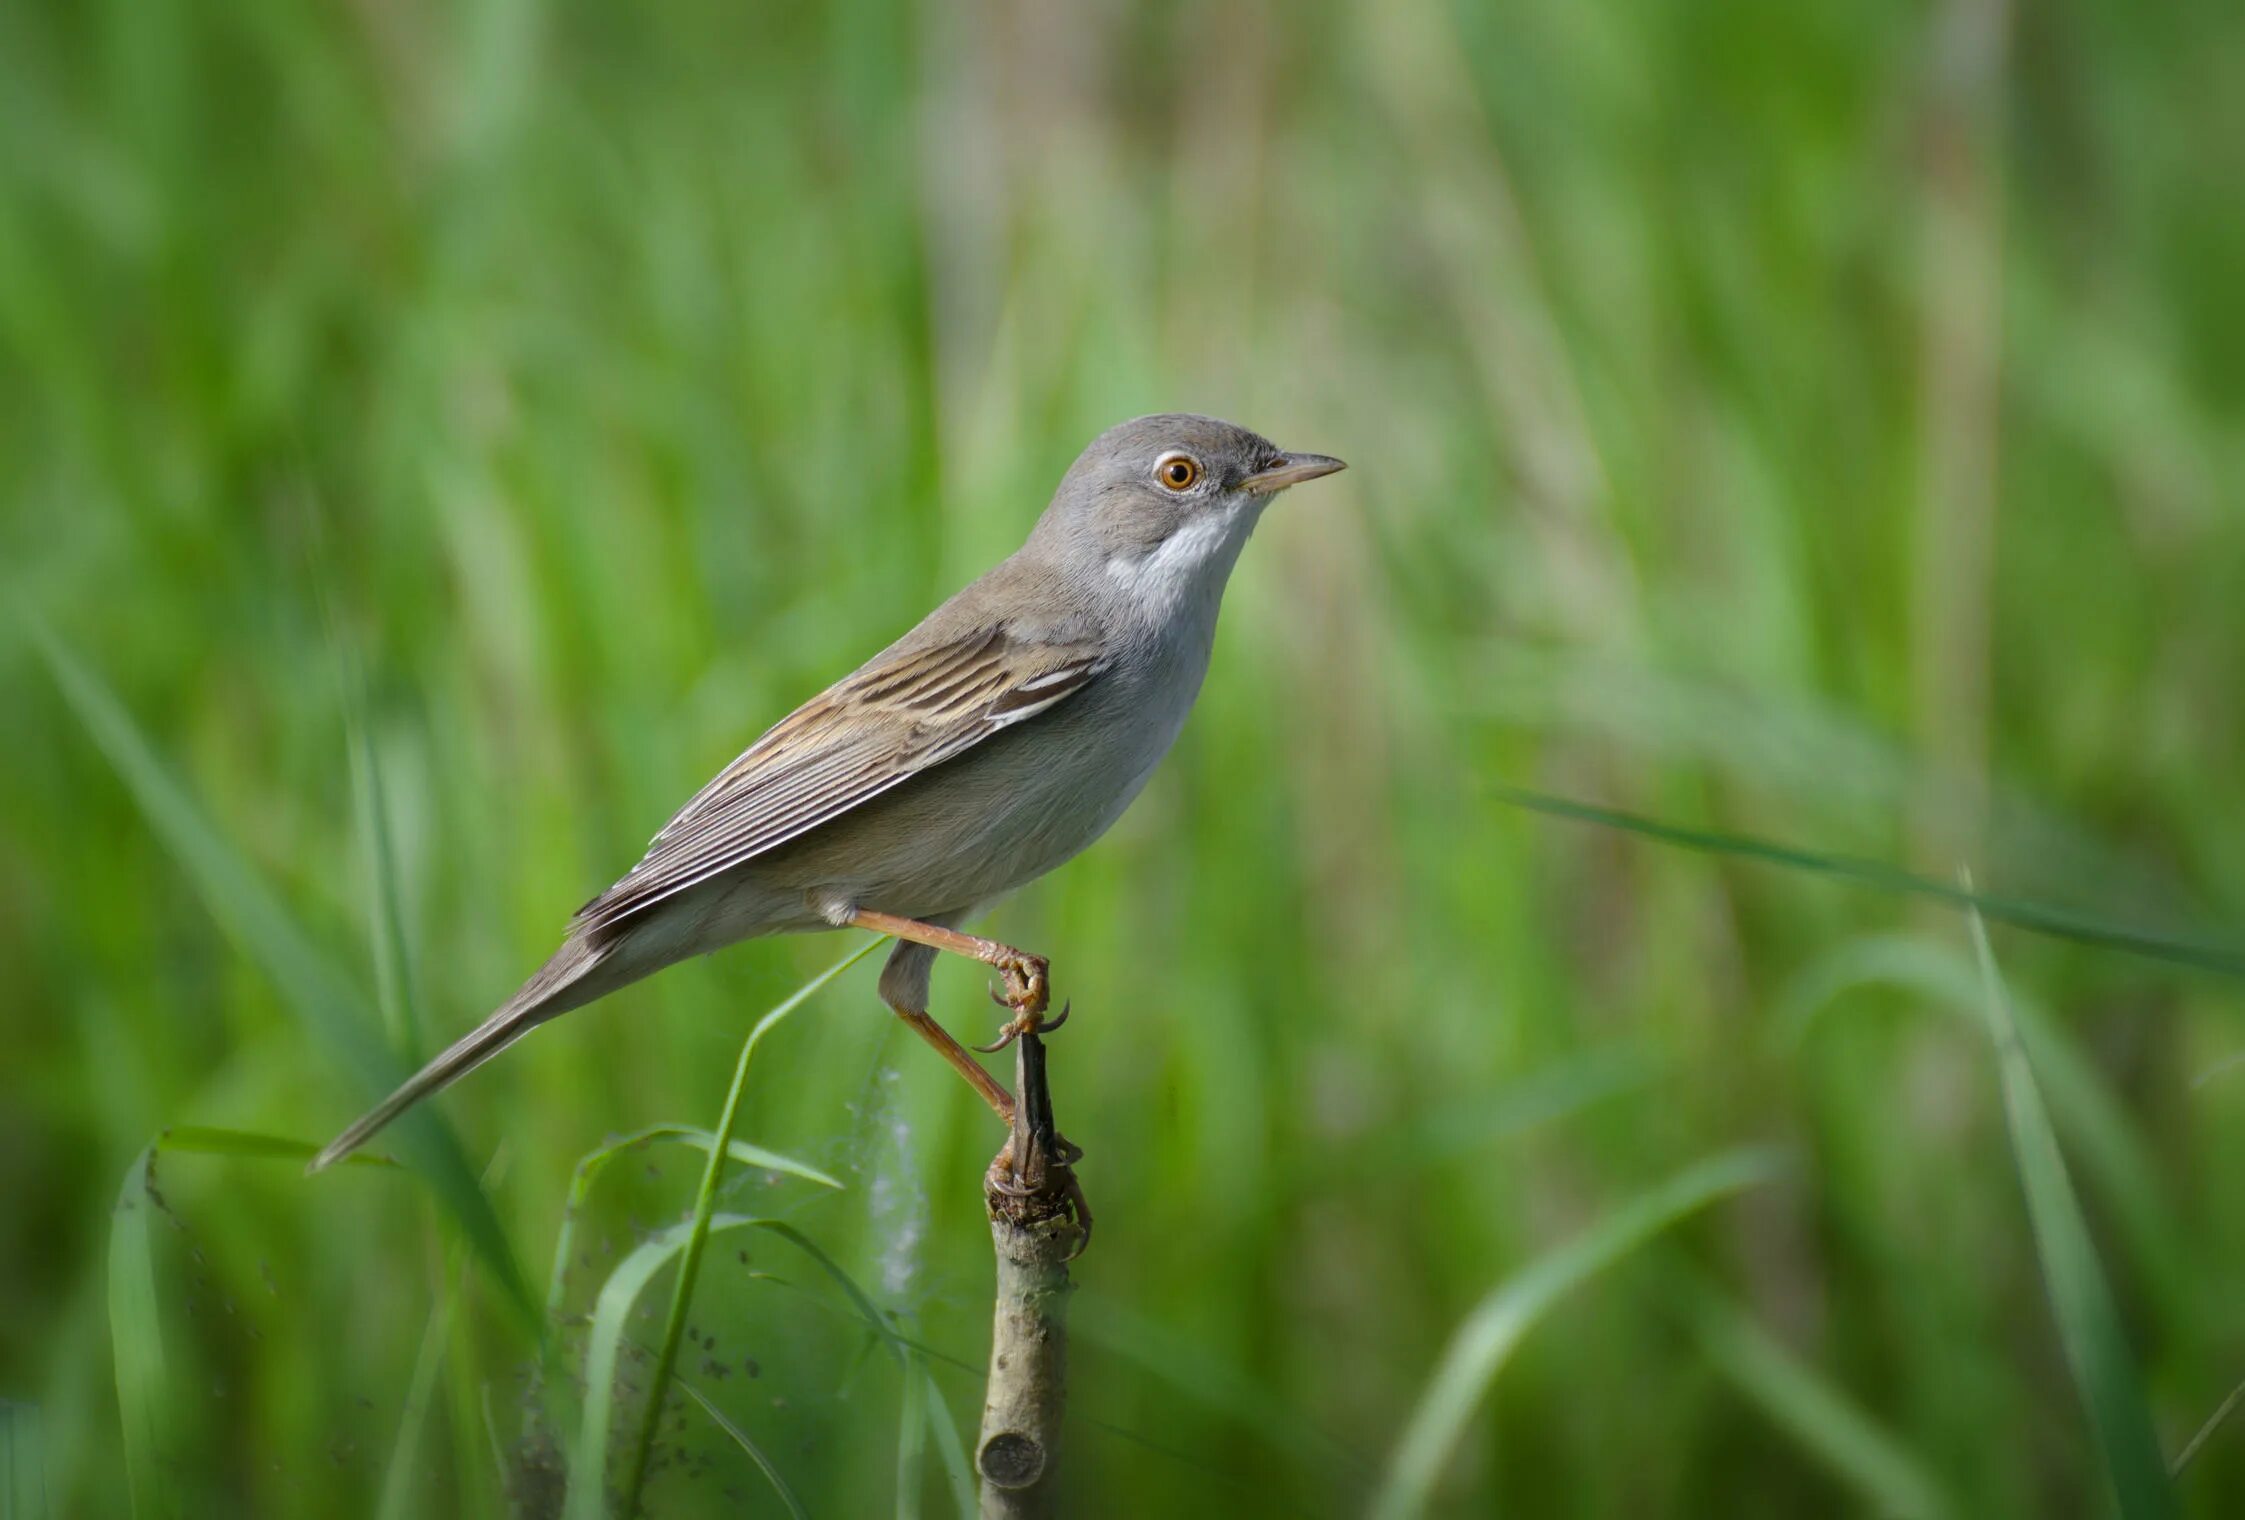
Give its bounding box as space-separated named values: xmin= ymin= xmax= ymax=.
xmin=1306 ymin=1046 xmax=1654 ymax=1192
xmin=3 ymin=1399 xmax=50 ymax=1520
xmin=443 ymin=1268 xmax=501 ymax=1520
xmin=107 ymin=1146 xmax=170 ymax=1520
xmin=338 ymin=634 xmax=424 ymax=1056
xmin=917 ymin=1361 xmax=976 ymax=1520
xmin=605 ymin=1125 xmax=843 ymax=1191
xmin=897 ymin=1349 xmax=928 ymax=1520
xmin=541 ymin=1123 xmax=844 ymax=1349
xmin=750 ymin=1219 xmax=913 ymax=1369
xmin=347 ymin=682 xmax=422 ymax=1059
xmin=375 ymin=1248 xmax=464 ymax=1520
xmin=1492 ymin=785 xmax=2245 ymax=979
xmin=676 ymin=1382 xmax=810 ymax=1520
xmin=2173 ymin=1378 xmax=2245 ymax=1475
xmin=612 ymin=938 xmax=883 ymax=1514
xmin=334 ymin=615 xmax=500 ymax=1508
xmin=1074 ymin=1294 xmax=1369 ymax=1486
xmin=104 ymin=1129 xmax=411 ymax=1518
xmin=563 ymin=1211 xmax=772 ymax=1520
xmin=1688 ymin=1285 xmax=1954 ymax=1519
xmin=31 ymin=622 xmax=536 ymax=1328
xmin=1369 ymin=1147 xmax=1782 ymax=1520
xmin=893 ymin=1351 xmax=976 ymax=1518
xmin=755 ymin=1279 xmax=1274 ymax=1503
xmin=156 ymin=1126 xmax=398 ymax=1167
xmin=30 ymin=621 xmax=378 ymax=1059
xmin=1967 ymin=904 xmax=2179 ymax=1519
xmin=479 ymin=1384 xmax=511 ymax=1505
xmin=560 ymin=1207 xmax=900 ymax=1519
xmin=1780 ymin=934 xmax=2194 ymax=1321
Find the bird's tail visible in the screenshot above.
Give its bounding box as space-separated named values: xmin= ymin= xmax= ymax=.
xmin=307 ymin=937 xmax=610 ymax=1174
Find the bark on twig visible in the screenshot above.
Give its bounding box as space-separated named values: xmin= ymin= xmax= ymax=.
xmin=976 ymin=1027 xmax=1089 ymax=1518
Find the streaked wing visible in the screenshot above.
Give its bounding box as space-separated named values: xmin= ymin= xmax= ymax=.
xmin=575 ymin=624 xmax=1108 ymax=934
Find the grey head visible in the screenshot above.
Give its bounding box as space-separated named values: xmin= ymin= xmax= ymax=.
xmin=1024 ymin=413 xmax=1345 ymax=632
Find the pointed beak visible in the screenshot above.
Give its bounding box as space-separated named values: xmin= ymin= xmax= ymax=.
xmin=1240 ymin=451 xmax=1347 ymax=495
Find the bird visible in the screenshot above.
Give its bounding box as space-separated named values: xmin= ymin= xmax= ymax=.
xmin=309 ymin=414 xmax=1344 ymax=1172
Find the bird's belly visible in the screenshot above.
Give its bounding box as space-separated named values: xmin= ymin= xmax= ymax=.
xmin=753 ymin=653 xmax=1197 ymax=922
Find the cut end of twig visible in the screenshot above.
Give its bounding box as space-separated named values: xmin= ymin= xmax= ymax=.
xmin=977 ymin=1429 xmax=1047 ymax=1489
xmin=977 ymin=1021 xmax=1086 ymax=1516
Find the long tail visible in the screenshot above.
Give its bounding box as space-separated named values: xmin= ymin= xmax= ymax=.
xmin=308 ymin=936 xmax=610 ymax=1173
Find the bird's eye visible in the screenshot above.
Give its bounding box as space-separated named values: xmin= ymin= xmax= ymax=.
xmin=1155 ymin=454 xmax=1201 ymax=491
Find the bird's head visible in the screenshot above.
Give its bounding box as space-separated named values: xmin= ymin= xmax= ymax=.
xmin=1033 ymin=413 xmax=1345 ymax=620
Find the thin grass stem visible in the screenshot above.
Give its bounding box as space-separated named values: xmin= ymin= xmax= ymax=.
xmin=611 ymin=937 xmax=883 ymax=1515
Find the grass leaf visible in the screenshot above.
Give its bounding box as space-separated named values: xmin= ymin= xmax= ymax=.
xmin=1369 ymin=1147 xmax=1782 ymax=1520
xmin=1 ymin=1399 xmax=49 ymax=1520
xmin=558 ymin=940 xmax=879 ymax=1518
xmin=754 ymin=1278 xmax=1280 ymax=1504
xmin=598 ymin=1126 xmax=843 ymax=1192
xmin=563 ymin=1211 xmax=772 ymax=1520
xmin=1688 ymin=1284 xmax=1954 ymax=1519
xmin=1780 ymin=934 xmax=2194 ymax=1321
xmin=750 ymin=1219 xmax=914 ymax=1369
xmin=107 ymin=1146 xmax=170 ymax=1520
xmin=539 ymin=1122 xmax=846 ymax=1375
xmin=104 ymin=1129 xmax=412 ymax=1519
xmin=156 ymin=1126 xmax=398 ymax=1167
xmin=677 ymin=1381 xmax=811 ymax=1520
xmin=375 ymin=1248 xmax=464 ymax=1520
xmin=1303 ymin=1046 xmax=1654 ymax=1192
xmin=561 ymin=1212 xmax=884 ymax=1517
xmin=339 ymin=633 xmax=424 ymax=1056
xmin=1493 ymin=785 xmax=2245 ymax=979
xmin=613 ymin=939 xmax=882 ymax=1513
xmin=33 ymin=622 xmax=535 ymax=1328
xmin=1074 ymin=1294 xmax=1370 ymax=1487
xmin=896 ymin=1349 xmax=928 ymax=1520
xmin=562 ymin=1203 xmax=918 ymax=1519
xmin=889 ymin=1349 xmax=974 ymax=1520
xmin=916 ymin=1360 xmax=977 ymax=1520
xmin=2173 ymin=1378 xmax=2245 ymax=1476
xmin=1967 ymin=903 xmax=2179 ymax=1518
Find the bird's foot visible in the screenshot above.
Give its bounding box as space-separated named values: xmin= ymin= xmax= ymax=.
xmin=988 ymin=1134 xmax=1092 ymax=1257
xmin=989 ymin=951 xmax=1050 ymax=1017
xmin=976 ymin=998 xmax=1065 ymax=1054
xmin=975 ymin=951 xmax=1055 ymax=1052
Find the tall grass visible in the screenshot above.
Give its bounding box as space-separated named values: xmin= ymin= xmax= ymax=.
xmin=5 ymin=0 xmax=2245 ymax=1514
xmin=1968 ymin=900 xmax=2179 ymax=1518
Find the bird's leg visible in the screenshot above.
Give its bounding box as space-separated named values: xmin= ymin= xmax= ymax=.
xmin=847 ymin=908 xmax=1057 ymax=1050
xmin=885 ymin=1001 xmax=1017 ymax=1126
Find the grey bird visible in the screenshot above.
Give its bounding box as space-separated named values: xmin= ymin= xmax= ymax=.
xmin=310 ymin=414 xmax=1344 ymax=1172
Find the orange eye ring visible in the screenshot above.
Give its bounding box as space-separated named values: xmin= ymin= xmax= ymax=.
xmin=1156 ymin=454 xmax=1201 ymax=491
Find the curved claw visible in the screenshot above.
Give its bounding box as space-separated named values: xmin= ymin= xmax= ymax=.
xmin=973 ymin=1023 xmax=1023 ymax=1055
xmin=972 ymin=998 xmax=1070 ymax=1055
xmin=1061 ymin=1180 xmax=1093 ymax=1259
xmin=988 ymin=979 xmax=1012 ymax=1009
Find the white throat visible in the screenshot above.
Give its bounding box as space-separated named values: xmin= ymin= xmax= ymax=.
xmin=1104 ymin=504 xmax=1255 ymax=629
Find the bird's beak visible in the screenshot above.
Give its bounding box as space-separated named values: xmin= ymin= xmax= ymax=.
xmin=1240 ymin=451 xmax=1347 ymax=495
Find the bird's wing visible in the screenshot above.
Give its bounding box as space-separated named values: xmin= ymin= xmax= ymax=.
xmin=574 ymin=623 xmax=1109 ymax=934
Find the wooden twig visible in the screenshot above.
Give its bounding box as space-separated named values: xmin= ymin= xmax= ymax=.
xmin=975 ymin=1026 xmax=1089 ymax=1518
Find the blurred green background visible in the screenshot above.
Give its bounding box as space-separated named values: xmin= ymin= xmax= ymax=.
xmin=6 ymin=0 xmax=2245 ymax=1514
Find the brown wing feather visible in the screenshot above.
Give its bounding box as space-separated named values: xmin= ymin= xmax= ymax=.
xmin=575 ymin=625 xmax=1108 ymax=934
